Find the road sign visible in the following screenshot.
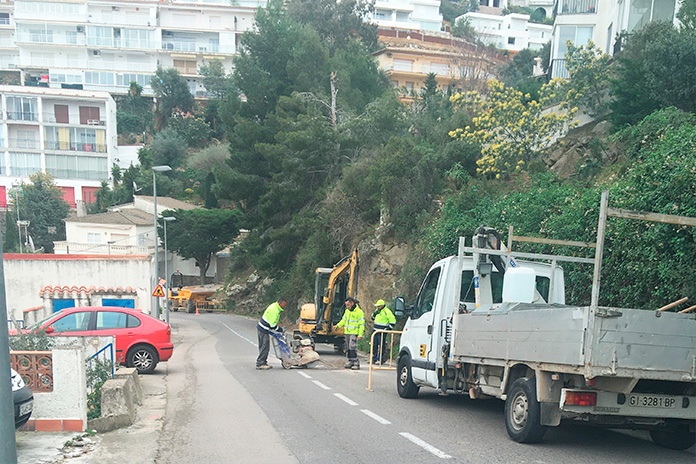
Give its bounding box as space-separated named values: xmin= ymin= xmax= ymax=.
xmin=152 ymin=285 xmax=166 ymax=298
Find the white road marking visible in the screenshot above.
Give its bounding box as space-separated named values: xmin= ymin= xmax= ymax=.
xmin=399 ymin=432 xmax=452 ymax=459
xmin=298 ymin=371 xmax=312 ymax=379
xmin=221 ymin=323 xmax=257 ymax=347
xmin=360 ymin=409 xmax=391 ymax=425
xmin=334 ymin=393 xmax=358 ymax=406
xmin=312 ymin=380 xmax=331 ymax=390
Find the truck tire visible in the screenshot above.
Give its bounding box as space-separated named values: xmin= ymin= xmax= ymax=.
xmin=504 ymin=377 xmax=547 ymax=443
xmin=650 ymin=424 xmax=696 ymax=450
xmin=397 ymin=354 xmax=419 ymax=398
xmin=187 ymin=300 xmax=195 ymax=313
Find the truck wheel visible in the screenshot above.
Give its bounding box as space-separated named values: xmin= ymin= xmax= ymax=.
xmin=187 ymin=300 xmax=195 ymax=313
xmin=504 ymin=378 xmax=547 ymax=443
xmin=397 ymin=355 xmax=419 ymax=398
xmin=650 ymin=424 xmax=696 ymax=450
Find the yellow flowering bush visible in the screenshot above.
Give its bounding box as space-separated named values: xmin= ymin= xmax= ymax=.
xmin=450 ymin=79 xmax=577 ymax=178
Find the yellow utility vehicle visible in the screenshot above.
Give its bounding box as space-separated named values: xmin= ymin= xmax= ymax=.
xmin=170 ymin=285 xmax=223 ymax=313
xmin=295 ymin=249 xmax=358 ymax=352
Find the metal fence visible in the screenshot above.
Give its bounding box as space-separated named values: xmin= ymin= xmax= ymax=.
xmin=366 ymin=329 xmax=402 ymax=391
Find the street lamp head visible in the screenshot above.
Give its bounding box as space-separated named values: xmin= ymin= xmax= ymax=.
xmin=163 ymin=217 xmax=176 ymax=222
xmin=152 ymin=165 xmax=172 ymax=173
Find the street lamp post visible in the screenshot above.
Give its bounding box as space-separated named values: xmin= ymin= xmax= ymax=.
xmin=163 ymin=216 xmax=176 ymax=324
xmin=107 ymin=240 xmax=115 ymax=255
xmin=151 ymin=165 xmax=172 ymax=317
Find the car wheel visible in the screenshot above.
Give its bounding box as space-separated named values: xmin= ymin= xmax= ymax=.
xmin=504 ymin=377 xmax=548 ymax=443
xmin=396 ymin=354 xmax=419 ymax=398
xmin=650 ymin=424 xmax=696 ymax=450
xmin=127 ymin=345 xmax=158 ymax=374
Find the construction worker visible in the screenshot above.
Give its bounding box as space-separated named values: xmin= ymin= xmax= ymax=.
xmin=256 ymin=297 xmax=287 ymax=370
xmin=371 ymin=299 xmax=396 ymax=364
xmin=334 ymin=297 xmax=365 ymax=370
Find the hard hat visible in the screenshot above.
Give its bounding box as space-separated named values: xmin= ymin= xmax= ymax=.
xmin=374 ymin=299 xmax=386 ymax=307
xmin=300 ymin=338 xmax=312 ymax=346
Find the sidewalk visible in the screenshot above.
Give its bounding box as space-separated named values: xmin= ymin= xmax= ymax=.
xmin=15 ymin=366 xmax=167 ymax=464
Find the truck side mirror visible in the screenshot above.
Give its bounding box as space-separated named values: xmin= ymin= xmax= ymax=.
xmin=393 ymin=296 xmax=408 ymax=318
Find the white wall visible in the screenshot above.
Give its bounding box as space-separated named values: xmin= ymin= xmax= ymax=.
xmin=3 ymin=254 xmax=154 ymax=322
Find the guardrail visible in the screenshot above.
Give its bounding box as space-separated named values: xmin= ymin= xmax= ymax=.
xmin=366 ymin=329 xmax=401 ymax=391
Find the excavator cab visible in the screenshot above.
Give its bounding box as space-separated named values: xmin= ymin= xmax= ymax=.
xmin=296 ymin=249 xmax=358 ymax=352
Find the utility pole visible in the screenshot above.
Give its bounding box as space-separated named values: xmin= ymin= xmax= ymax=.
xmin=0 ymin=225 xmax=19 ymax=463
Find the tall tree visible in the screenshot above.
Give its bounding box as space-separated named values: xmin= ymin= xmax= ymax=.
xmin=11 ymin=172 xmax=70 ymax=253
xmin=151 ymin=67 xmax=195 ymax=129
xmin=610 ymin=21 xmax=696 ymax=128
xmin=160 ymin=209 xmax=241 ymax=284
xmin=150 ymin=128 xmax=188 ymax=168
xmin=286 ymin=0 xmax=379 ymax=55
xmin=199 ymin=59 xmax=237 ymax=99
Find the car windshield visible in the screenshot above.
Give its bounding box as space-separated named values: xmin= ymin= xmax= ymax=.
xmin=27 ymin=310 xmax=66 ymax=331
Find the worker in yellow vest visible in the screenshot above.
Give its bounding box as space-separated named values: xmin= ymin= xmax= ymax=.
xmin=371 ymin=299 xmax=396 ymax=364
xmin=334 ymin=297 xmax=365 ymax=370
xmin=256 ymin=297 xmax=287 ymax=369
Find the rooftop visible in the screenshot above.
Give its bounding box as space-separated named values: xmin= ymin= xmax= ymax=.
xmin=0 ymin=85 xmax=113 ymax=101
xmin=66 ymin=208 xmax=153 ymax=226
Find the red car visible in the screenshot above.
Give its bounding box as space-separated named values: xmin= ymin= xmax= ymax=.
xmin=23 ymin=306 xmax=173 ymax=374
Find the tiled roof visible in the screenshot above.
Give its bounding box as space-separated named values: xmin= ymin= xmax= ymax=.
xmin=134 ymin=195 xmax=198 ymax=211
xmin=39 ymin=285 xmax=138 ymax=297
xmin=66 ymin=208 xmax=153 ymax=225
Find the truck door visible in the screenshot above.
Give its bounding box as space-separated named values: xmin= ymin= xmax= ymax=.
xmin=408 ymin=266 xmax=441 ymax=387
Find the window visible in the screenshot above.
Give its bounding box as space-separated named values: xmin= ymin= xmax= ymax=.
xmin=54 ymin=104 xmax=69 ymax=124
xmin=413 ymin=267 xmax=441 ymax=319
xmin=96 ymin=311 xmax=140 ymax=329
xmin=628 ymin=0 xmax=676 ymax=33
xmin=87 ymin=232 xmax=101 ymax=244
xmin=15 ymin=130 xmax=37 ymax=149
xmin=9 ymin=152 xmax=41 ymax=176
xmin=393 ymin=59 xmax=413 ymax=72
xmin=460 ymin=271 xmax=551 ymax=304
xmin=555 ymin=26 xmax=593 ymax=60
xmin=508 ymin=37 xmax=516 ymax=45
xmin=84 ymin=72 xmax=115 ymax=85
xmin=0 ymin=13 xmax=9 ymax=25
xmin=50 ymin=311 xmax=91 ymax=332
xmin=79 ymin=106 xmax=101 ymax=125
xmin=430 ymin=62 xmax=449 ymax=75
xmin=173 ymin=59 xmax=197 ymax=75
xmin=46 ymin=154 xmax=108 ymax=180
xmin=7 ymin=96 xmax=38 ymax=121
xmin=405 ymin=82 xmax=414 ymax=91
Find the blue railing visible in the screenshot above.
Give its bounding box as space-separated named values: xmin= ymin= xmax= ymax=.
xmin=8 ymin=319 xmax=24 ymax=329
xmin=87 ymin=342 xmax=115 ymax=381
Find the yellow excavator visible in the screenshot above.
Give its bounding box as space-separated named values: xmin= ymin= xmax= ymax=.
xmin=295 ymin=249 xmax=359 ymax=352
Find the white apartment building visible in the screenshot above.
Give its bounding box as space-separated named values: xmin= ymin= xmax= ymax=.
xmin=0 ymin=84 xmax=117 ymax=209
xmin=371 ymin=0 xmax=443 ymax=31
xmin=5 ymin=0 xmax=264 ymax=97
xmin=461 ymin=9 xmax=552 ymax=51
xmin=550 ymin=0 xmax=681 ymax=78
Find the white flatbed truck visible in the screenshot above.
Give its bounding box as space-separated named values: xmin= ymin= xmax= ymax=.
xmin=395 ymin=192 xmax=696 ymax=449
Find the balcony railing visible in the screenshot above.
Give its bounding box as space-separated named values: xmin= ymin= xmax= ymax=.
xmin=6 ymin=111 xmax=38 ymax=121
xmin=15 ymin=32 xmax=87 ymax=46
xmin=0 ymin=17 xmax=10 ymax=26
xmin=558 ymin=0 xmax=597 ymax=14
xmin=9 ymin=138 xmax=39 ymax=150
xmin=45 ymin=140 xmax=107 ymax=153
xmin=86 ymin=37 xmax=156 ymax=49
xmin=43 ymin=114 xmax=106 ymax=125
xmin=161 ymin=40 xmax=230 ymax=53
xmin=550 ymin=58 xmax=570 ymax=79
xmin=53 ymin=241 xmax=153 ymax=255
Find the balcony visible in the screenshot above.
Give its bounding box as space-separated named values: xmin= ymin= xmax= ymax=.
xmin=6 ymin=111 xmax=38 ymax=121
xmin=557 ymin=0 xmax=597 ymax=14
xmin=15 ymin=32 xmax=87 ymax=46
xmin=85 ymin=36 xmax=155 ymax=50
xmin=45 ymin=140 xmax=107 ymax=153
xmin=8 ymin=137 xmax=39 ymax=150
xmin=43 ymin=114 xmax=106 ymax=126
xmin=550 ymin=58 xmax=569 ymax=79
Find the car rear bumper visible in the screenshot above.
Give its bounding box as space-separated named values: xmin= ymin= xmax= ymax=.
xmin=158 ymin=344 xmax=174 ymax=362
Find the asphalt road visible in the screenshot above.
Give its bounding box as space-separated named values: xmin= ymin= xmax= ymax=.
xmin=156 ymin=312 xmax=695 ymax=464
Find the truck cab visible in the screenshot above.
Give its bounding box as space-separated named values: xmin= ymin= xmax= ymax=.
xmin=397 ymin=251 xmax=564 ymax=391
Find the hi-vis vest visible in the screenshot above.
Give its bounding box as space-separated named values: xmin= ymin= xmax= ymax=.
xmin=373 ymin=306 xmax=396 ymax=330
xmin=337 ymin=305 xmax=365 ymax=337
xmin=258 ymin=302 xmax=283 ymax=333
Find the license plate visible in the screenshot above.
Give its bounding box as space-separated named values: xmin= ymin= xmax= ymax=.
xmin=629 ymin=394 xmax=677 ymax=409
xmin=19 ymin=400 xmax=33 ymax=416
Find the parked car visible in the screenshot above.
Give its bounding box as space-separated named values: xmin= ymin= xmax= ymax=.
xmin=21 ymin=306 xmax=174 ymax=374
xmin=11 ymin=368 xmax=33 ymax=429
